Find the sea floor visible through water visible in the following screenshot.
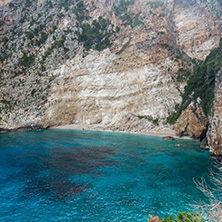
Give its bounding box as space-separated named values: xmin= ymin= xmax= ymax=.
xmin=0 ymin=129 xmax=214 ymax=221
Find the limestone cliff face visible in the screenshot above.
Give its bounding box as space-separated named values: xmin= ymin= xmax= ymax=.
xmin=0 ymin=0 xmax=221 ymax=134
xmin=174 ymin=0 xmax=220 ymax=60
xmin=42 ymin=48 xmax=180 ymax=132
xmin=208 ymin=71 xmax=222 ymax=156
xmin=174 ymin=105 xmax=208 ymax=139
xmin=41 ymin=0 xmax=220 ymax=132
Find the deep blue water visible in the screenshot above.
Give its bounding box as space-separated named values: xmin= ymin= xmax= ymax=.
xmin=0 ymin=129 xmax=214 ymax=221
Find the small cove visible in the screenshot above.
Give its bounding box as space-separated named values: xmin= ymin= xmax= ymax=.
xmin=0 ymin=129 xmax=214 ymax=221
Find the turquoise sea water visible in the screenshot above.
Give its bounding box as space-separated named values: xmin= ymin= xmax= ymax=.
xmin=0 ymin=129 xmax=214 ymax=221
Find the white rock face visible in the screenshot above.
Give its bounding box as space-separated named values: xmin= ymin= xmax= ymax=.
xmin=43 ymin=49 xmax=181 ymax=132
xmin=174 ymin=0 xmax=219 ymax=60
xmin=208 ymin=72 xmax=222 ymax=156
xmin=0 ymin=0 xmax=220 ymax=133
xmin=40 ymin=0 xmax=220 ymax=133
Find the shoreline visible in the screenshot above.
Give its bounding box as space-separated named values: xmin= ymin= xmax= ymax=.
xmin=49 ymin=124 xmax=193 ymax=140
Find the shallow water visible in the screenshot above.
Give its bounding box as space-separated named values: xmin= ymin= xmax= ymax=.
xmin=0 ymin=129 xmax=214 ymax=221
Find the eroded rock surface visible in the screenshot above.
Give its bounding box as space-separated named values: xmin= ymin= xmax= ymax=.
xmin=42 ymin=49 xmax=181 ymax=132
xmin=174 ymin=105 xmax=208 ymax=139
xmin=208 ymin=72 xmax=222 ymax=157
xmin=0 ymin=0 xmax=220 ymax=135
xmin=174 ymin=0 xmax=219 ymax=60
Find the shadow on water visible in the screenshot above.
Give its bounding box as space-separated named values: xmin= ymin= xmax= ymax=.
xmin=12 ymin=146 xmax=117 ymax=201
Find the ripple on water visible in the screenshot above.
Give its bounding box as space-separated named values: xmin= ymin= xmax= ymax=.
xmin=0 ymin=129 xmax=214 ymax=221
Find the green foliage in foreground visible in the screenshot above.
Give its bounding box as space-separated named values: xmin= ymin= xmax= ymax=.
xmin=167 ymin=38 xmax=222 ymax=124
xmin=161 ymin=211 xmax=205 ymax=222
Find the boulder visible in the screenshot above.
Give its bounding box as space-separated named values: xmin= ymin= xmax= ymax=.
xmin=174 ymin=105 xmax=208 ymax=139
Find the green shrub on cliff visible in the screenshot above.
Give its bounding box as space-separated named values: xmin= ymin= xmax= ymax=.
xmin=36 ymin=32 xmax=48 ymax=46
xmin=72 ymin=0 xmax=88 ymax=23
xmin=77 ymin=17 xmax=113 ymax=51
xmin=182 ymin=44 xmax=222 ymax=115
xmin=18 ymin=52 xmax=35 ymax=68
xmin=114 ymin=0 xmax=135 ymax=16
xmin=167 ymin=38 xmax=222 ymax=124
xmin=147 ymin=1 xmax=164 ymax=9
xmin=133 ymin=12 xmax=144 ymax=28
xmin=113 ymin=0 xmax=135 ymax=27
xmin=0 ymin=20 xmax=5 ymax=27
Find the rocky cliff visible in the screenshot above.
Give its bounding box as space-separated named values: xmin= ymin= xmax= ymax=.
xmin=174 ymin=105 xmax=208 ymax=139
xmin=0 ymin=0 xmax=222 ymax=148
xmin=208 ymin=71 xmax=222 ymax=157
xmin=174 ymin=0 xmax=219 ymax=60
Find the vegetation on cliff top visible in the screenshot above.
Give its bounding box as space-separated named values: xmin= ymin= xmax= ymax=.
xmin=167 ymin=38 xmax=222 ymax=124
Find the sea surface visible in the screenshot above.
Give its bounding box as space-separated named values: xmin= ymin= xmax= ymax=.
xmin=0 ymin=129 xmax=214 ymax=221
